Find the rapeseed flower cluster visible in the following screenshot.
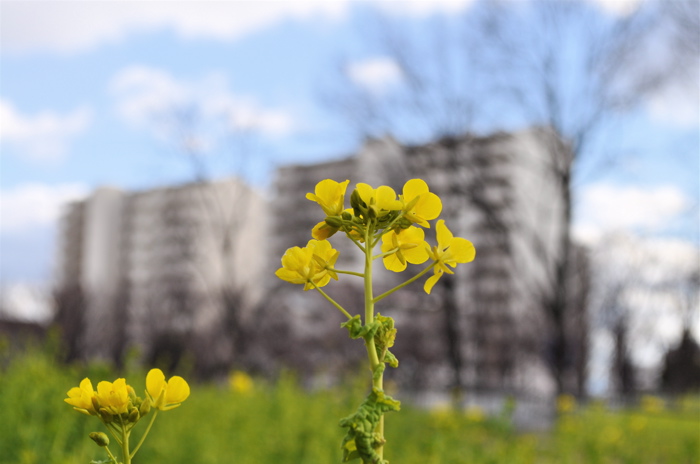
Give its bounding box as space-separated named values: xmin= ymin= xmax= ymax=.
xmin=65 ymin=369 xmax=189 ymax=464
xmin=278 ymin=178 xmax=475 ymax=294
xmin=276 ymin=178 xmax=475 ymax=464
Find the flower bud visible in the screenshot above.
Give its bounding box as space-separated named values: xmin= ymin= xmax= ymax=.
xmin=139 ymin=397 xmax=151 ymax=418
xmin=89 ymin=431 xmax=110 ymax=447
xmin=324 ymin=216 xmax=343 ymax=228
xmin=99 ymin=408 xmax=113 ymax=423
xmin=128 ymin=407 xmax=140 ymax=423
xmin=341 ymin=211 xmax=353 ymax=221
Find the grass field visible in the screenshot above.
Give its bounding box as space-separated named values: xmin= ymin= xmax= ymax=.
xmin=1 ymin=346 xmax=698 ymax=464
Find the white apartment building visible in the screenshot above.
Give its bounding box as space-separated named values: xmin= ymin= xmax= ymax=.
xmin=55 ymin=178 xmax=267 ymax=372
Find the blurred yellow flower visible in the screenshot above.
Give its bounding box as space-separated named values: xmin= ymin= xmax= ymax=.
xmin=229 ymin=370 xmax=254 ymax=394
xmin=465 ymin=406 xmax=485 ymax=423
xmin=65 ymin=377 xmax=97 ymax=416
xmin=275 ymin=239 xmax=339 ymax=290
xmin=400 ymin=179 xmax=442 ymax=228
xmin=640 ymin=395 xmax=664 ymax=413
xmin=146 ymin=368 xmax=190 ymax=411
xmin=306 ymin=179 xmax=350 ymax=216
xmin=424 ymin=220 xmax=476 ymax=294
xmin=556 ymin=394 xmax=577 ymax=413
xmin=96 ymin=378 xmax=130 ymax=415
xmin=356 ymin=183 xmax=402 ymax=218
xmin=381 ymin=226 xmax=430 ymax=272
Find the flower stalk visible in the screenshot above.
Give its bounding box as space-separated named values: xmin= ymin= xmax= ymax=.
xmin=276 ymin=178 xmax=475 ymax=463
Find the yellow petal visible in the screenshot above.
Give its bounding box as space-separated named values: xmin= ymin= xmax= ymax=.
xmin=403 ymin=243 xmax=429 ymax=264
xmin=383 ymin=252 xmax=407 ymax=272
xmin=146 ymin=369 xmax=166 ymax=401
xmin=275 ymin=268 xmax=306 ymax=284
xmin=311 ymin=221 xmax=336 ymax=240
xmin=435 ymin=220 xmax=453 ymax=248
xmin=165 ymin=376 xmax=190 ymax=404
xmin=415 ymin=192 xmax=442 ymax=221
xmin=424 ymin=271 xmax=442 ymax=294
xmin=403 ymin=178 xmax=429 ymax=199
xmin=449 ymin=237 xmax=476 ymax=264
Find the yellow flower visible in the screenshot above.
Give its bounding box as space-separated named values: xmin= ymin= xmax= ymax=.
xmin=275 ymin=239 xmax=339 ymax=290
xmin=556 ymin=394 xmax=577 ymax=413
xmin=400 ymin=179 xmax=442 ymax=227
xmin=146 ymin=368 xmax=190 ymax=411
xmin=381 ymin=226 xmax=430 ymax=272
xmin=65 ymin=378 xmax=97 ymax=416
xmin=355 ymin=183 xmax=402 ymax=218
xmin=95 ymin=378 xmax=131 ymax=415
xmin=306 ymin=179 xmax=350 ymax=216
xmin=229 ymin=370 xmax=254 ymax=394
xmin=424 ymin=220 xmax=476 ymax=294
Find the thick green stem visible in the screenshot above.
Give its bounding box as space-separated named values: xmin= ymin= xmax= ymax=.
xmin=363 ymin=222 xmax=384 ymax=460
xmin=119 ymin=418 xmax=131 ymax=464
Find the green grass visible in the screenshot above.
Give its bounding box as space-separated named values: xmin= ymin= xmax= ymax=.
xmin=1 ymin=347 xmax=698 ymax=464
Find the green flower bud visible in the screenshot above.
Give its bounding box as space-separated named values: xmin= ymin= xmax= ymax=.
xmin=139 ymin=396 xmax=151 ymax=418
xmin=324 ymin=216 xmax=343 ymax=228
xmin=128 ymin=407 xmax=140 ymax=423
xmin=89 ymin=431 xmax=110 ymax=447
xmin=341 ymin=211 xmax=353 ymax=221
xmin=99 ymin=408 xmax=113 ymax=424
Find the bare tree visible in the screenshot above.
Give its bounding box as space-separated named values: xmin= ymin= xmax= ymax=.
xmin=324 ymin=0 xmax=692 ymax=395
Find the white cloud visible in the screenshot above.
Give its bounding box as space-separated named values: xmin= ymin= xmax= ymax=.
xmin=0 ymin=183 xmax=88 ymax=233
xmin=1 ymin=1 xmax=349 ymax=54
xmin=376 ymin=0 xmax=475 ymax=17
xmin=110 ymin=65 xmax=296 ymax=138
xmin=347 ymin=57 xmax=403 ymax=94
xmin=574 ymin=183 xmax=689 ymax=243
xmin=0 ymin=99 xmax=91 ymax=162
xmin=646 ymin=72 xmax=700 ymax=129
xmin=0 ymin=283 xmax=51 ymax=322
xmin=588 ymin=0 xmax=643 ymax=17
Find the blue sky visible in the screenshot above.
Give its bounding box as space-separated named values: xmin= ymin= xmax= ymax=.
xmin=1 ymin=0 xmax=698 ymax=285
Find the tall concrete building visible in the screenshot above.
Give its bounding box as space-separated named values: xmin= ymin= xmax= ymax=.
xmin=272 ymin=127 xmax=588 ymax=397
xmin=55 ymin=178 xmax=267 ymax=373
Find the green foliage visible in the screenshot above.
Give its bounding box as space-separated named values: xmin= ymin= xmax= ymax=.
xmin=1 ymin=350 xmax=699 ymax=464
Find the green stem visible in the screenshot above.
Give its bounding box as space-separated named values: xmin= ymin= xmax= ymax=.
xmin=103 ymin=445 xmax=119 ymax=464
xmin=313 ymin=284 xmax=353 ymax=320
xmin=119 ymin=417 xmax=131 ymax=464
xmin=363 ymin=222 xmax=384 ymax=460
xmin=373 ymin=262 xmax=437 ymax=303
xmin=329 ymin=268 xmax=365 ymax=278
xmin=372 ymin=248 xmax=399 ymax=260
xmin=130 ymin=410 xmax=159 ymax=459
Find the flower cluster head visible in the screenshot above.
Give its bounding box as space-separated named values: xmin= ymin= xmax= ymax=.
xmin=65 ymin=369 xmax=189 ymax=424
xmin=277 ymin=178 xmax=474 ymax=294
xmin=275 ymin=239 xmax=339 ymax=290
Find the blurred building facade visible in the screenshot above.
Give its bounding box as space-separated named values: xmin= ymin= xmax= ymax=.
xmin=271 ymin=127 xmax=589 ymax=398
xmin=54 ymin=178 xmax=267 ymax=374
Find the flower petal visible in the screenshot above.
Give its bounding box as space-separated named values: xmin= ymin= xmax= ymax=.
xmin=165 ymin=376 xmax=190 ymax=404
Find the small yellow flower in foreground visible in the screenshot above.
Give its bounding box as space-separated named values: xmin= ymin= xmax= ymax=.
xmin=424 ymin=220 xmax=475 ymax=294
xmin=381 ymin=226 xmax=430 ymax=272
xmin=355 ymin=183 xmax=402 ymax=218
xmin=65 ymin=377 xmax=97 ymax=416
xmin=96 ymin=378 xmax=130 ymax=415
xmin=275 ymin=239 xmax=339 ymax=290
xmin=306 ymin=179 xmax=350 ymax=216
xmin=229 ymin=370 xmax=254 ymax=394
xmin=146 ymin=368 xmax=190 ymax=411
xmin=400 ymin=179 xmax=442 ymax=227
